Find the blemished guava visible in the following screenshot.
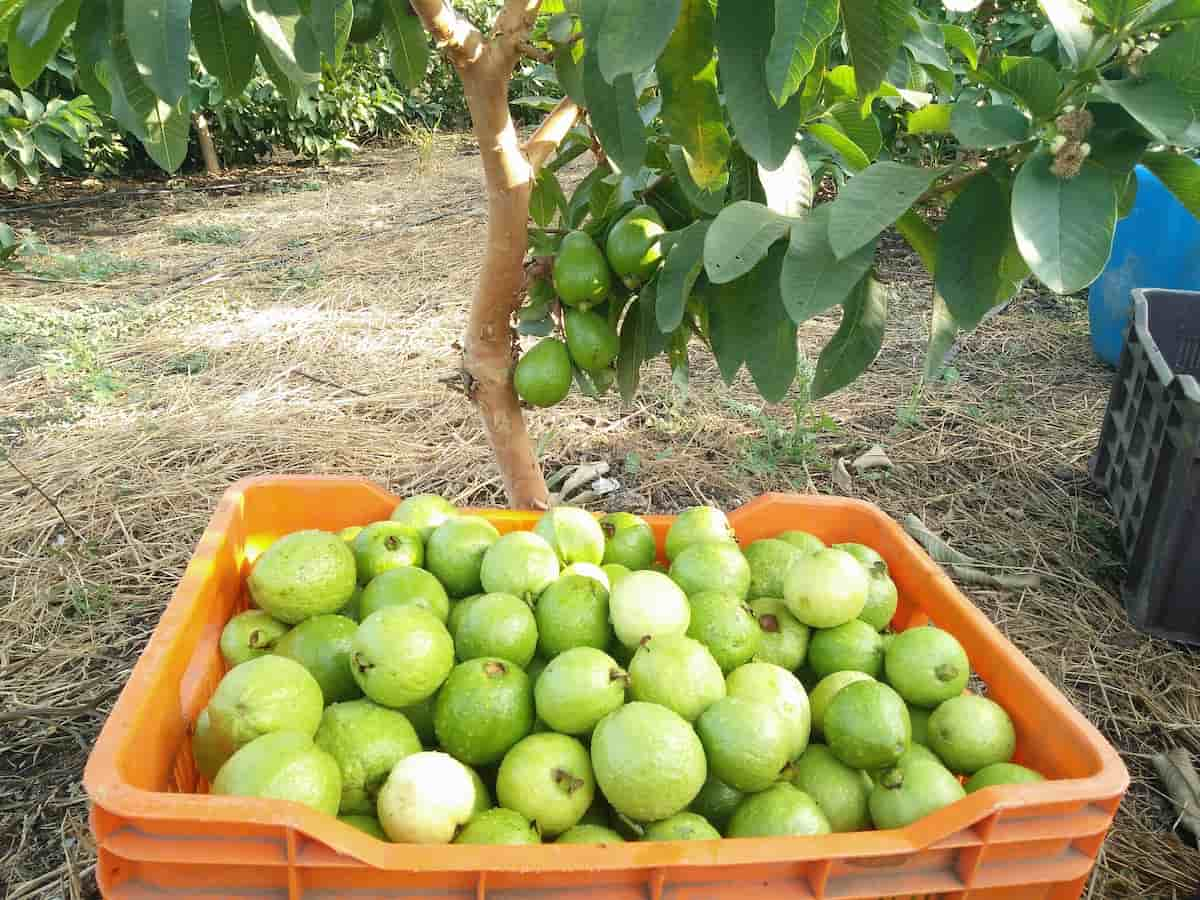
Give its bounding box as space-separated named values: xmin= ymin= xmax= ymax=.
xmin=496 ymin=732 xmax=595 ymax=836
xmin=212 ymin=730 xmax=341 ymax=816
xmin=869 ymin=748 xmax=966 ymax=830
xmin=196 ymin=654 xmax=324 ymax=779
xmin=785 ymin=743 xmax=873 ymax=833
xmin=743 ymin=538 xmax=802 ymax=600
xmin=927 ymin=694 xmax=1017 ymax=774
xmin=350 ymin=606 xmax=454 ymax=708
xmin=553 ymin=230 xmax=611 ymax=308
xmin=669 ymin=540 xmax=751 ymax=600
xmin=725 ymin=783 xmax=832 ymax=838
xmin=514 ymin=337 xmax=572 ymax=407
xmin=965 ymin=761 xmax=1045 ymax=792
xmin=454 ymin=807 xmax=541 ymax=844
xmin=480 ymin=531 xmax=560 ymax=600
xmin=686 ymin=591 xmax=760 ymax=673
xmin=376 ymin=751 xmax=477 ymax=843
xmin=534 ymin=506 xmax=606 ymax=566
xmin=425 ymin=516 xmax=501 ymax=598
xmin=609 ymin=569 xmax=690 ymax=648
xmin=664 ymin=506 xmax=735 ymax=561
xmin=783 ymin=547 xmax=870 ymax=628
xmin=534 ymin=646 xmax=627 ymax=735
xmin=314 ymin=698 xmax=421 ymax=814
xmin=535 ymin=573 xmax=612 ymax=657
xmin=219 ymin=609 xmax=290 ymax=668
xmin=696 ymin=697 xmax=790 ymax=793
xmin=749 ymin=597 xmax=810 ymax=671
xmin=247 ymin=530 xmax=357 ymax=624
xmin=590 ymin=702 xmax=707 ymax=822
xmin=390 ymin=494 xmax=457 ymax=542
xmin=599 ymin=512 xmax=657 ymax=571
xmin=273 ymin=613 xmax=363 ymax=704
xmin=351 ymin=521 xmax=424 ymax=584
xmin=453 ymin=591 xmax=538 ymax=667
xmin=884 ymin=626 xmax=970 ymax=708
xmin=725 ymin=661 xmax=811 ymax=761
xmin=359 ymin=566 xmax=450 ymax=623
xmin=642 ymin=812 xmax=721 ymax=841
xmin=823 ymin=680 xmax=911 ymax=770
xmin=807 ymin=618 xmax=885 ymax=679
xmin=628 ymin=634 xmax=725 ymax=722
xmin=434 ymin=658 xmax=534 ymax=766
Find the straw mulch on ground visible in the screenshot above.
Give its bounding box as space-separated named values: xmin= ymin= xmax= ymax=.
xmin=2 ymin=139 xmax=1197 ymax=899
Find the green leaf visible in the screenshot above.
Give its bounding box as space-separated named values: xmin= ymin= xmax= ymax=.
xmin=667 ymin=144 xmax=725 ymax=215
xmin=191 ymin=0 xmax=256 ymax=97
xmin=703 ymin=201 xmax=791 ymax=284
xmin=123 ymin=0 xmax=191 ymax=104
xmin=906 ymin=103 xmax=952 ymax=133
xmin=382 ymin=0 xmax=430 ymax=89
xmin=593 ymin=0 xmax=681 ymax=84
xmin=709 ymin=244 xmax=797 ymax=401
xmin=657 ymin=219 xmax=709 ymax=332
xmin=714 ymin=0 xmax=805 ymax=170
xmin=810 ymin=272 xmax=887 ymax=399
xmin=246 ymin=0 xmax=322 ymax=86
xmin=924 ymin=292 xmax=958 ymax=383
xmin=1039 ymin=0 xmax=1109 ymax=68
xmin=765 ymin=0 xmax=838 ymax=106
xmin=617 ymin=281 xmax=669 ymax=401
xmin=8 ymin=0 xmax=80 ymax=88
xmin=583 ymin=64 xmax=645 ymax=173
xmin=727 ymin=142 xmax=768 ymax=202
xmin=981 ymin=57 xmax=1059 ymax=119
xmin=1135 ymin=0 xmax=1200 ymax=28
xmin=14 ymin=0 xmax=60 ymax=45
xmin=1142 ymin=151 xmax=1200 ymax=219
xmin=656 ymin=0 xmax=730 ymax=191
xmin=950 ymin=100 xmax=1031 ymax=148
xmin=827 ymin=102 xmax=882 ymax=159
xmin=74 ymin=0 xmax=114 ymax=112
xmin=807 ymin=122 xmax=870 ymax=172
xmin=902 ymin=25 xmax=950 ymax=71
xmin=827 ymin=161 xmax=942 ymax=260
xmin=566 ymin=166 xmax=605 ymax=227
xmin=1142 ymin=26 xmax=1200 ymax=108
xmin=940 ymin=24 xmax=977 ymax=68
xmin=935 ymin=173 xmax=1027 ymax=329
xmin=758 ymin=145 xmax=812 ymax=216
xmin=530 ymin=168 xmax=566 ymax=226
xmin=780 ymin=205 xmax=878 ymax=324
xmin=556 ymin=38 xmax=587 ymax=106
xmin=840 ymin=0 xmax=913 ymax=96
xmin=310 ymin=0 xmax=354 ymax=68
xmin=1011 ymin=151 xmax=1117 ymax=294
xmin=1090 ymin=0 xmax=1156 ymax=27
xmin=1094 ymin=78 xmax=1197 ymax=145
xmin=547 ymin=12 xmax=573 ymax=44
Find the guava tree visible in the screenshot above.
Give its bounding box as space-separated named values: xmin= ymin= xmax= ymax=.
xmin=3 ymin=0 xmax=1199 ymax=508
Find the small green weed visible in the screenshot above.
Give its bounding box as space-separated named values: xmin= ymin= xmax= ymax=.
xmin=62 ymin=582 xmax=114 ymax=619
xmin=170 ymin=224 xmax=245 ymax=245
xmin=33 ymin=249 xmax=150 ymax=282
xmin=165 ymin=351 xmax=210 ymax=375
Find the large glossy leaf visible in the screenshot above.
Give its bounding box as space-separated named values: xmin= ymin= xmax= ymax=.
xmin=827 ymin=162 xmax=942 ymax=259
xmin=765 ymin=0 xmax=838 ymax=106
xmin=828 ymin=102 xmax=882 ymax=159
xmin=1142 ymin=26 xmax=1200 ymax=108
xmin=617 ymin=282 xmax=669 ymax=401
xmin=1142 ymin=151 xmax=1200 ymax=218
xmin=807 ymin=122 xmax=870 ymax=172
xmin=582 ymin=0 xmax=646 ymax=175
xmin=1095 ymin=78 xmax=1197 ymax=145
xmin=703 ymin=201 xmax=791 ymax=284
xmin=1039 ymin=0 xmax=1103 ymax=68
xmin=124 ymin=0 xmax=191 ymax=104
xmin=935 ymin=174 xmax=1027 ymax=328
xmin=950 ymin=100 xmax=1032 ymax=149
xmin=940 ymin=24 xmax=977 ymax=68
xmin=382 ymin=0 xmax=430 ymax=89
xmin=981 ymin=57 xmax=1058 ymax=119
xmin=311 ymin=0 xmax=354 ymax=68
xmin=9 ymin=0 xmax=80 ymax=88
xmin=74 ymin=0 xmax=113 ymax=111
xmin=840 ymin=0 xmax=913 ymax=96
xmin=246 ymin=0 xmax=321 ymax=86
xmin=530 ymin=168 xmax=566 ymax=226
xmin=191 ymin=0 xmax=256 ymax=96
xmin=668 ymin=145 xmax=725 ymax=215
xmin=593 ymin=0 xmax=681 ymax=83
xmin=757 ymin=145 xmax=812 ymax=216
xmin=714 ymin=1 xmax=804 ymax=170
xmin=1011 ymin=151 xmax=1117 ymax=294
xmin=657 ymin=219 xmax=709 ymax=332
xmin=924 ymin=292 xmax=958 ymax=382
xmin=556 ymin=38 xmax=587 ymax=106
xmin=1090 ymin=0 xmax=1155 ymax=26
xmin=709 ymin=244 xmax=797 ymax=402
xmin=780 ymin=205 xmax=877 ymax=324
xmin=903 ymin=21 xmax=950 ymax=71
xmin=14 ymin=0 xmax=61 ymax=45
xmin=811 ymin=272 xmax=887 ymax=399
xmin=657 ymin=0 xmax=730 ymax=190
xmin=1136 ymin=0 xmax=1200 ymax=27
xmin=906 ymin=103 xmax=952 ymax=133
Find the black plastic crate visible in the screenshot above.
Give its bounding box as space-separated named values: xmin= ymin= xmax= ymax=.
xmin=1092 ymin=289 xmax=1200 ymax=643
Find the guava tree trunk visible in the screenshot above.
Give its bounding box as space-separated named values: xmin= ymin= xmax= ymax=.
xmin=194 ymin=113 xmax=222 ymax=176
xmin=412 ymin=0 xmax=577 ymax=509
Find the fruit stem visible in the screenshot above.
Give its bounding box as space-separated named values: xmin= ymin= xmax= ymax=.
xmin=484 ymin=660 xmax=508 ymax=678
xmin=609 ymin=667 xmax=630 ymax=686
xmin=352 ymin=652 xmax=374 ymax=673
xmin=759 ymin=614 xmax=780 ymax=633
xmin=879 ymin=767 xmax=905 ymax=790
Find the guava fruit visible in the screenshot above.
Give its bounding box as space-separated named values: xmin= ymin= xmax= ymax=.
xmin=535 ymin=574 xmax=612 ymax=657
xmin=686 ymin=591 xmax=760 ymax=673
xmin=212 ymin=730 xmax=342 ymax=815
xmin=965 ymin=761 xmax=1045 ymax=793
xmin=454 ymin=807 xmax=541 ymax=844
xmin=564 ymin=308 xmax=620 ymax=372
xmin=785 ymin=743 xmax=873 ymax=832
xmin=562 ymin=561 xmax=609 ymax=590
xmin=359 ymin=566 xmax=450 ymax=622
xmin=352 ymin=522 xmax=424 ymax=584
xmin=599 ymin=512 xmax=657 ymax=570
xmin=669 ymin=541 xmax=751 ymax=600
xmin=688 ymin=774 xmax=744 ymax=833
xmin=534 ymin=646 xmax=627 ymax=735
xmin=809 ymin=670 xmax=874 ymax=735
xmin=453 ymin=591 xmax=538 ymax=667
xmin=725 ymin=661 xmax=811 ymax=760
xmin=725 ymin=783 xmax=831 ymax=838
xmin=496 ymin=732 xmax=595 ymax=836
xmin=480 ymin=531 xmax=560 ymax=601
xmin=553 ymin=230 xmax=611 ymax=308
xmin=377 ymin=751 xmax=477 ymax=843
xmin=642 ymin=812 xmax=721 ymax=841
xmin=869 ymin=749 xmax=966 ymax=830
xmin=557 ymin=824 xmax=625 ymax=843
xmin=390 ymin=494 xmax=457 ymax=542
xmin=605 ymin=204 xmax=665 ymax=287
xmin=514 ymin=337 xmax=572 ymax=407
xmin=273 ymin=613 xmax=363 ymax=704
xmin=348 ymin=0 xmax=385 ymax=43
xmin=219 ymin=609 xmax=289 ymax=668
xmin=534 ymin=506 xmax=606 ymax=566
xmin=609 ymin=570 xmax=690 ymax=649
xmin=823 ymin=680 xmax=911 ymax=770
xmin=783 ymin=548 xmax=869 ymax=628
xmin=927 ymin=695 xmax=1016 ymax=774
xmin=247 ymin=530 xmax=357 ymax=624
xmin=743 ymin=538 xmax=802 ymax=601
xmin=339 ymin=814 xmax=389 ymax=839
xmin=628 ymin=634 xmax=725 ymax=722
xmin=696 ymin=697 xmax=790 ymax=793
xmin=665 ymin=506 xmax=735 ymax=561
xmin=884 ymin=626 xmax=970 ymax=708
xmin=777 ymin=530 xmax=825 ymax=555
xmin=434 ymin=658 xmax=534 ymax=766
xmin=314 ymin=699 xmax=421 ymax=814
xmin=426 ymin=516 xmax=500 ymax=598
xmin=351 ymin=606 xmax=454 ymax=708
xmin=749 ymin=597 xmax=810 ymax=670
xmin=807 ymin=618 xmax=885 ymax=679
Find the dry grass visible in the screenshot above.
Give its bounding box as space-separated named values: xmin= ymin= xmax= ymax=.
xmin=2 ymin=138 xmax=1199 ymax=899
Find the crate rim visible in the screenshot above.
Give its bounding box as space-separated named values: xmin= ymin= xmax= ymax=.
xmin=1130 ymin=287 xmax=1200 ymax=403
xmin=84 ymin=475 xmax=1129 ymax=871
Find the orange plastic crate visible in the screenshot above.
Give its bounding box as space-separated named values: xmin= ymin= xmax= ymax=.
xmin=85 ymin=476 xmax=1128 ymax=900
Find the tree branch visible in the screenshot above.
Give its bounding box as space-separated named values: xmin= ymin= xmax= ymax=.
xmin=409 ymin=0 xmax=485 ymax=66
xmin=917 ymin=167 xmax=986 ymax=205
xmin=490 ymin=0 xmax=543 ymax=70
xmin=525 ymin=97 xmax=582 ymax=172
xmin=519 ymin=40 xmax=554 ymax=63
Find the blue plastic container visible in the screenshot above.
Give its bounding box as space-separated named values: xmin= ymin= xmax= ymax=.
xmin=1088 ymin=162 xmax=1200 ymax=367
